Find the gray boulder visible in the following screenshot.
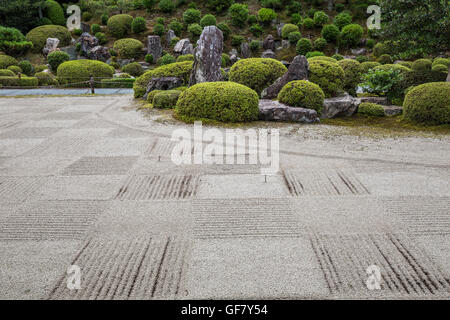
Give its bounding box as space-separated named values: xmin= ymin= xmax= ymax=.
xmin=60 ymin=46 xmax=78 ymax=60
xmin=43 ymin=38 xmax=59 ymax=56
xmin=261 ymin=49 xmax=276 ymax=59
xmin=88 ymin=45 xmax=110 ymax=62
xmin=166 ymin=30 xmax=176 ymax=46
xmin=322 ymin=93 xmax=359 ymax=118
xmin=147 ymin=35 xmax=162 ymax=61
xmin=240 ymin=42 xmax=250 ymax=58
xmin=261 ymin=55 xmax=309 ymax=99
xmin=281 ymin=40 xmax=290 ymax=49
xmin=263 ymin=35 xmax=275 ymax=51
xmin=80 ymin=22 xmax=91 ymax=33
xmin=77 ymin=33 xmax=98 ymax=56
xmin=189 ymin=26 xmax=223 ymax=86
xmin=351 ymin=48 xmax=366 ymax=56
xmin=259 ymin=100 xmax=319 ymax=123
xmin=358 ymin=96 xmax=390 ymax=106
xmin=144 ymin=77 xmax=183 ymax=100
xmin=382 ymin=105 xmax=403 ymax=116
xmin=174 ymin=39 xmax=193 ymax=56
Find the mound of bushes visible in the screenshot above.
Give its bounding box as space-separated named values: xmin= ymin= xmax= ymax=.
xmin=152 ymin=90 xmax=182 ymax=108
xmin=432 ymin=64 xmax=448 ymax=73
xmin=377 ymin=54 xmax=392 ymax=64
xmin=432 ymin=58 xmax=450 ymax=68
xmin=393 ymin=70 xmax=447 ymax=98
xmin=308 ymin=60 xmax=345 ymax=97
xmin=176 ymin=82 xmax=259 ymax=123
xmin=403 ymin=82 xmax=450 ymax=124
xmin=229 ymin=58 xmax=287 ymax=95
xmin=337 ymin=59 xmax=362 ymax=95
xmin=0 ymin=76 xmax=38 ymax=87
xmin=200 ymin=14 xmax=217 ymax=27
xmin=358 ymin=102 xmax=385 ymax=117
xmin=277 ymin=80 xmax=325 ymax=113
xmin=257 ymin=8 xmax=277 ymax=24
xmin=7 ymin=65 xmax=22 ymax=74
xmin=107 ymin=14 xmax=133 ymax=38
xmin=133 ymin=61 xmax=193 ymax=98
xmin=132 ymin=17 xmax=147 ymax=34
xmin=313 ymin=11 xmax=329 ymax=27
xmin=0 ymin=69 xmax=15 ymax=76
xmin=44 ymin=0 xmax=65 ymax=26
xmin=281 ymin=24 xmax=299 ymax=39
xmin=122 ymin=62 xmax=144 ymax=77
xmin=334 ymin=12 xmax=352 ymax=30
xmin=57 ymin=60 xmax=114 ymax=85
xmin=113 ymin=38 xmax=144 ymax=59
xmin=26 ymin=25 xmax=71 ymax=52
xmin=412 ymin=59 xmax=432 ymax=71
xmin=373 ymin=64 xmax=411 ymax=75
xmin=0 ymin=26 xmax=33 ymax=55
xmin=183 ymin=8 xmax=201 ymax=24
xmin=47 ymin=50 xmax=70 ymax=72
xmin=228 ymin=3 xmax=249 ymax=27
xmin=339 ymin=24 xmax=363 ymax=47
xmin=0 ymin=54 xmax=18 ymax=69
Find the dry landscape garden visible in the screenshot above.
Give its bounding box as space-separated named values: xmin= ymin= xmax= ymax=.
xmin=0 ymin=0 xmax=449 ymax=301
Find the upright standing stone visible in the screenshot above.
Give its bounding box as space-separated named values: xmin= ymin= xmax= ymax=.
xmin=240 ymin=42 xmax=250 ymax=58
xmin=263 ymin=35 xmax=275 ymax=51
xmin=147 ymin=35 xmax=162 ymax=61
xmin=166 ymin=30 xmax=176 ymax=46
xmin=43 ymin=38 xmax=60 ymax=56
xmin=189 ymin=26 xmax=224 ymax=86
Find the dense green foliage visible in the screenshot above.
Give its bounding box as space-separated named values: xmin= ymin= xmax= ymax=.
xmin=57 ymin=59 xmax=114 ymax=85
xmin=358 ymin=103 xmax=385 ymax=117
xmin=337 ymin=59 xmax=362 ymax=95
xmin=44 ymin=0 xmax=65 ymax=26
xmin=278 ymin=80 xmax=325 ymax=113
xmin=0 ymin=76 xmax=38 ymax=87
xmin=0 ymin=26 xmax=33 ymax=55
xmin=47 ymin=50 xmax=70 ymax=72
xmin=113 ymin=38 xmax=144 ymax=59
xmin=308 ymin=60 xmax=345 ymax=97
xmin=107 ymin=14 xmax=133 ymax=38
xmin=26 ymin=25 xmax=71 ymax=53
xmin=122 ymin=62 xmax=144 ymax=76
xmin=152 ymin=89 xmax=182 ymax=108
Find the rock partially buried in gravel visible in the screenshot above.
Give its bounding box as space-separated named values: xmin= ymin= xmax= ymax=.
xmin=259 ymin=100 xmax=319 ymax=123
xmin=261 ymin=55 xmax=309 ymax=99
xmin=322 ymin=93 xmax=359 ymax=118
xmin=143 ymin=76 xmax=183 ymax=100
xmin=383 ymin=105 xmax=403 ymax=116
xmin=189 ymin=26 xmax=223 ymax=86
xmin=358 ymin=96 xmax=389 ymax=106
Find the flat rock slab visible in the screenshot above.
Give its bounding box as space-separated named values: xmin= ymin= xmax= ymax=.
xmin=358 ymin=96 xmax=390 ymax=106
xmin=383 ymin=105 xmax=403 ymax=116
xmin=259 ymin=100 xmax=319 ymax=123
xmin=322 ymin=93 xmax=358 ymax=119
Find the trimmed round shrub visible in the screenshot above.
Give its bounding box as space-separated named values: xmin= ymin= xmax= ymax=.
xmin=159 ymin=0 xmax=175 ymax=13
xmin=35 ymin=71 xmax=58 ymax=86
xmin=257 ymin=8 xmax=277 ymax=24
xmin=101 ymin=13 xmax=109 ymax=25
xmin=229 ymin=3 xmax=249 ymax=27
xmin=231 ymin=35 xmax=244 ymax=47
xmin=47 ymin=50 xmax=70 ymax=72
xmin=188 ymin=23 xmax=203 ymax=37
xmin=338 ymin=59 xmax=362 ymax=95
xmin=278 ymin=80 xmax=325 ymax=113
xmin=308 ymin=56 xmax=337 ymax=63
xmin=146 ymin=90 xmax=163 ymax=103
xmin=82 ymin=12 xmax=92 ymax=22
xmin=229 ymin=58 xmax=287 ymax=95
xmin=26 ymin=25 xmax=71 ymax=53
xmin=183 ymin=8 xmax=201 ymax=24
xmin=176 ymin=82 xmax=259 ymax=123
xmin=248 ymin=14 xmax=258 ymax=25
xmin=332 ymin=54 xmax=344 ymax=61
xmin=397 ymin=61 xmax=413 ymax=69
xmin=145 ymin=54 xmax=153 ymax=64
xmin=158 ymin=54 xmax=176 ymax=65
xmin=7 ymin=65 xmax=22 ymax=74
xmin=18 ymin=60 xmax=33 ymax=76
xmin=356 ymin=55 xmax=369 ymax=63
xmin=412 ymin=59 xmax=432 ymax=71
xmin=153 ymin=23 xmax=165 ymax=37
xmin=44 ymin=0 xmax=65 ymax=26
xmin=122 ymin=62 xmax=144 ymax=77
xmin=132 ymin=17 xmax=147 ymax=33
xmin=288 ymin=31 xmax=301 ymax=44
xmin=57 ymin=60 xmax=114 ymax=85
xmin=113 ymin=38 xmax=144 ymax=59
xmin=281 ymin=24 xmax=299 ymax=39
xmin=153 ymin=90 xmax=182 ymax=108
xmin=107 ymin=14 xmax=133 ymax=38
xmin=334 ymin=12 xmax=352 ymax=30
xmin=432 ymin=58 xmax=450 ymax=68
xmin=296 ymin=38 xmax=312 ymax=56
xmin=91 ymin=24 xmax=101 ymax=34
xmin=134 ymin=61 xmax=193 ymax=98
xmin=0 ymin=69 xmax=15 ymax=77
xmin=168 ymin=19 xmax=183 ymax=36
xmin=291 ymin=13 xmax=302 ymax=25
xmin=177 ymin=54 xmax=194 ymax=62
xmin=95 ymin=32 xmax=107 ymax=45
xmin=0 ymin=55 xmax=18 ymax=69
xmin=314 ymin=38 xmax=327 ymax=50
xmin=377 ymin=54 xmax=392 ymax=64
xmin=308 ymin=60 xmax=345 ymax=97
xmin=403 ymin=82 xmax=450 ymax=124
xmin=321 ymin=24 xmax=340 ymax=43
xmin=222 ymin=53 xmax=231 ymax=67
xmin=358 ymin=103 xmax=385 ymax=117
xmin=303 ymin=18 xmax=314 ymax=29
xmin=340 ymin=24 xmax=364 ymax=47
xmin=373 ymin=42 xmax=388 ymax=57
xmin=432 ymin=64 xmax=448 ymax=73
xmin=366 ymin=39 xmax=375 ymax=49
xmin=200 ymin=14 xmax=216 ymax=27
xmin=217 ymin=23 xmax=231 ymax=40
xmin=250 ymin=24 xmax=263 ymax=37
xmin=360 ymin=61 xmax=381 ymax=74
xmin=313 ymin=11 xmax=329 ymax=27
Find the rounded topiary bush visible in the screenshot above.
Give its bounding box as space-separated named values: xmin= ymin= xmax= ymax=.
xmin=337 ymin=59 xmax=362 ymax=95
xmin=303 ymin=18 xmax=314 ymax=29
xmin=296 ymin=38 xmax=312 ymax=56
xmin=281 ymin=24 xmax=299 ymax=39
xmin=308 ymin=56 xmax=337 ymax=63
xmin=288 ymin=31 xmax=301 ymax=44
xmin=113 ymin=38 xmax=144 ymax=59
xmin=314 ymin=38 xmax=327 ymax=50
xmin=44 ymin=0 xmax=65 ymax=26
xmin=133 ymin=61 xmax=193 ymax=98
xmin=229 ymin=58 xmax=287 ymax=95
xmin=183 ymin=8 xmax=201 ymax=24
xmin=7 ymin=65 xmax=22 ymax=74
xmin=432 ymin=64 xmax=448 ymax=73
xmin=334 ymin=12 xmax=352 ymax=30
xmin=152 ymin=90 xmax=182 ymax=109
xmin=0 ymin=69 xmax=15 ymax=77
xmin=107 ymin=14 xmax=133 ymax=38
xmin=340 ymin=24 xmax=363 ymax=47
xmin=377 ymin=54 xmax=392 ymax=64
xmin=57 ymin=60 xmax=114 ymax=85
xmin=47 ymin=50 xmax=70 ymax=72
xmin=432 ymin=58 xmax=450 ymax=68
xmin=396 ymin=61 xmax=413 ymax=69
xmin=257 ymin=8 xmax=277 ymax=24
xmin=0 ymin=54 xmax=18 ymax=69
xmin=360 ymin=61 xmax=381 ymax=74
xmin=403 ymin=82 xmax=450 ymax=124
xmin=122 ymin=62 xmax=144 ymax=77
xmin=18 ymin=60 xmax=33 ymax=76
xmin=313 ymin=11 xmax=329 ymax=27
xmin=200 ymin=14 xmax=216 ymax=27
xmin=132 ymin=17 xmax=147 ymax=34
xmin=277 ymin=80 xmax=325 ymax=113
xmin=176 ymin=82 xmax=259 ymax=123
xmin=412 ymin=59 xmax=432 ymax=71
xmin=158 ymin=53 xmax=176 ymax=66
xmin=373 ymin=64 xmax=411 ymax=75
xmin=308 ymin=60 xmax=345 ymax=97
xmin=26 ymin=25 xmax=71 ymax=52
xmin=188 ymin=23 xmax=203 ymax=37
xmin=321 ymin=24 xmax=340 ymax=43
xmin=176 ymin=54 xmax=194 ymax=62
xmin=358 ymin=102 xmax=385 ymax=117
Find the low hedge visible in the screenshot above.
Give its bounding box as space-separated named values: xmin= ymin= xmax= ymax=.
xmin=57 ymin=60 xmax=114 ymax=85
xmin=308 ymin=60 xmax=345 ymax=98
xmin=101 ymin=78 xmax=135 ymax=88
xmin=176 ymin=82 xmax=259 ymax=122
xmin=7 ymin=65 xmax=22 ymax=74
xmin=0 ymin=76 xmax=38 ymax=87
xmin=358 ymin=102 xmax=385 ymax=117
xmin=0 ymin=54 xmax=19 ymax=69
xmin=277 ymin=80 xmax=325 ymax=113
xmin=152 ymin=90 xmax=182 ymax=108
xmin=107 ymin=14 xmax=133 ymax=38
xmin=403 ymin=82 xmax=450 ymax=124
xmin=0 ymin=69 xmax=15 ymax=76
xmin=113 ymin=38 xmax=144 ymax=59
xmin=35 ymin=72 xmax=58 ymax=86
xmin=133 ymin=61 xmax=193 ymax=98
xmin=229 ymin=58 xmax=287 ymax=95
xmin=26 ymin=25 xmax=71 ymax=53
